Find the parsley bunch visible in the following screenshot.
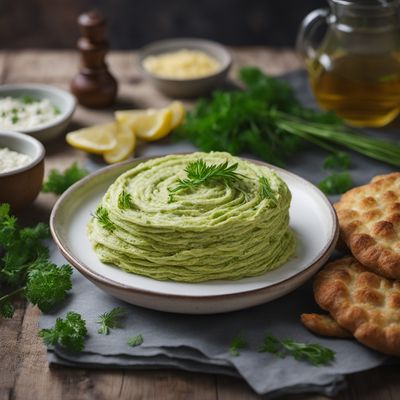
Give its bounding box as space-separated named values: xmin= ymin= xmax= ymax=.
xmin=0 ymin=204 xmax=73 ymax=318
xmin=177 ymin=67 xmax=400 ymax=167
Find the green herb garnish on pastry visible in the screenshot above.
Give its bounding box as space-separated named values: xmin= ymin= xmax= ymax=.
xmin=87 ymin=152 xmax=296 ymax=282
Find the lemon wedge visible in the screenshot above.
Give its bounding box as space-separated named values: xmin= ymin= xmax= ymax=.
xmin=103 ymin=123 xmax=136 ymax=164
xmin=168 ymin=101 xmax=185 ymax=129
xmin=66 ymin=123 xmax=117 ymax=154
xmin=115 ymin=108 xmax=173 ymax=142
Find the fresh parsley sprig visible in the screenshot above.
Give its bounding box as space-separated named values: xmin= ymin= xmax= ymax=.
xmin=127 ymin=334 xmax=144 ymax=347
xmin=322 ymin=152 xmax=351 ymax=171
xmin=318 ymin=151 xmax=353 ymax=195
xmin=168 ymin=159 xmax=244 ymax=202
xmin=229 ymin=334 xmax=247 ymax=356
xmin=39 ymin=311 xmax=87 ymax=352
xmin=281 ymin=339 xmax=335 ymax=366
xmin=96 ymin=306 xmax=126 ymax=335
xmin=258 ymin=333 xmax=284 ymax=357
xmin=42 ymin=162 xmax=88 ymax=195
xmin=318 ymin=172 xmax=353 ymax=195
xmin=259 ymin=333 xmax=335 ymax=366
xmin=25 ymin=261 xmax=73 ymax=312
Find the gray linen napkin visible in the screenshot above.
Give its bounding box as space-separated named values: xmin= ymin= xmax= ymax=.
xmin=40 ymin=70 xmax=397 ymax=397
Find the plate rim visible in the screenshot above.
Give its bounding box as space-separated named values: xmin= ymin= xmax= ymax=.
xmin=50 ymin=153 xmax=339 ymax=301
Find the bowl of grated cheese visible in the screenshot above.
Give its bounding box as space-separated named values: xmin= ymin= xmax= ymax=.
xmin=0 ymin=130 xmax=45 ymax=210
xmin=138 ymin=38 xmax=232 ymax=98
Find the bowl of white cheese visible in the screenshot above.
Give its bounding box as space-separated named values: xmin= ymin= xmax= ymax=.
xmin=0 ymin=84 xmax=76 ymax=142
xmin=0 ymin=130 xmax=45 ymax=210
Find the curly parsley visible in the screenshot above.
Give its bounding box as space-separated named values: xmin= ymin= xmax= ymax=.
xmin=39 ymin=311 xmax=87 ymax=352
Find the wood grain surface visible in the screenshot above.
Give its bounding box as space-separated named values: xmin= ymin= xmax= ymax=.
xmin=0 ymin=49 xmax=399 ymax=400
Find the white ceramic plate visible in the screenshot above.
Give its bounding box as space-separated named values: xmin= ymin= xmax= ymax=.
xmin=50 ymin=156 xmax=339 ymax=314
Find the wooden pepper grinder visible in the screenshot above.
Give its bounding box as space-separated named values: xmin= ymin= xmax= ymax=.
xmin=70 ymin=10 xmax=118 ymax=108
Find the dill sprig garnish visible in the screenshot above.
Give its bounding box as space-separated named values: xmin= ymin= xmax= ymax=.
xmin=118 ymin=190 xmax=133 ymax=210
xmin=96 ymin=306 xmax=126 ymax=335
xmin=259 ymin=177 xmax=277 ymax=207
xmin=94 ymin=206 xmax=115 ymax=232
xmin=168 ymin=159 xmax=244 ymax=202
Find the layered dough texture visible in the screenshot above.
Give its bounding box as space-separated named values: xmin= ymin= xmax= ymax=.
xmin=87 ymin=152 xmax=295 ymax=282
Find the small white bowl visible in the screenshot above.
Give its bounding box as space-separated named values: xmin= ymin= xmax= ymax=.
xmin=0 ymin=84 xmax=76 ymax=142
xmin=138 ymin=38 xmax=232 ymax=98
xmin=0 ymin=130 xmax=45 ymax=210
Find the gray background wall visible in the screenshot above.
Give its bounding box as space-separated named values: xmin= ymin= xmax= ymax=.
xmin=0 ymin=0 xmax=326 ymax=49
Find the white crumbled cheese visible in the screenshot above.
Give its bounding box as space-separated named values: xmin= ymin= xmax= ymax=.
xmin=0 ymin=95 xmax=60 ymax=130
xmin=0 ymin=147 xmax=32 ymax=173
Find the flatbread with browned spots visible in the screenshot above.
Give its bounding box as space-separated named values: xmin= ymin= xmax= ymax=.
xmin=313 ymin=256 xmax=400 ymax=356
xmin=334 ymin=172 xmax=400 ymax=280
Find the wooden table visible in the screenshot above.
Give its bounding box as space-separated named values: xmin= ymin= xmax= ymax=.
xmin=1 ymin=49 xmax=399 ymax=400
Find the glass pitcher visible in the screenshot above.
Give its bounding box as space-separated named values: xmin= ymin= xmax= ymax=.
xmin=297 ymin=0 xmax=400 ymax=127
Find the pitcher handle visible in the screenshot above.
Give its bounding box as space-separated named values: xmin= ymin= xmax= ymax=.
xmin=296 ymin=8 xmax=329 ymax=61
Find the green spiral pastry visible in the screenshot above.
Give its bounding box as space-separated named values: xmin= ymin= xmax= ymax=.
xmin=87 ymin=152 xmax=295 ymax=282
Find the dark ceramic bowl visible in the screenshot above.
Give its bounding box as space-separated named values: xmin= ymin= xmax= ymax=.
xmin=0 ymin=131 xmax=45 ymax=210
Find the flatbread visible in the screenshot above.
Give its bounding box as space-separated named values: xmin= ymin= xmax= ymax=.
xmin=334 ymin=172 xmax=400 ymax=280
xmin=301 ymin=313 xmax=351 ymax=338
xmin=313 ymin=256 xmax=400 ymax=356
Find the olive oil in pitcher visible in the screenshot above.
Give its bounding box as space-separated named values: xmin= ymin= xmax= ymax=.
xmin=297 ymin=0 xmax=400 ymax=127
xmin=308 ymin=53 xmax=400 ymax=127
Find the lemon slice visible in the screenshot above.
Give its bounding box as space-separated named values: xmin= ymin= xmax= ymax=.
xmin=168 ymin=101 xmax=185 ymax=129
xmin=115 ymin=108 xmax=173 ymax=142
xmin=103 ymin=123 xmax=136 ymax=164
xmin=66 ymin=123 xmax=117 ymax=154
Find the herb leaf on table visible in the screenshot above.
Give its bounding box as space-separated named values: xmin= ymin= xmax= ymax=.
xmin=318 ymin=172 xmax=353 ymax=195
xmin=97 ymin=306 xmax=126 ymax=335
xmin=39 ymin=311 xmax=87 ymax=352
xmin=281 ymin=339 xmax=335 ymax=366
xmin=323 ymin=152 xmax=351 ymax=171
xmin=259 ymin=333 xmax=335 ymax=366
xmin=229 ymin=334 xmax=247 ymax=356
xmin=127 ymin=334 xmax=144 ymax=347
xmin=42 ymin=162 xmax=88 ymax=195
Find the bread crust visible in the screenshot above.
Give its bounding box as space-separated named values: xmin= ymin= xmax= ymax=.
xmin=334 ymin=172 xmax=400 ymax=280
xmin=301 ymin=313 xmax=352 ymax=338
xmin=314 ymin=256 xmax=400 ymax=356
